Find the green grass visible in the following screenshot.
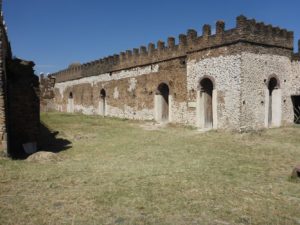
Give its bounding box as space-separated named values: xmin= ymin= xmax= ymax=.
xmin=1 ymin=112 xmax=300 ymax=225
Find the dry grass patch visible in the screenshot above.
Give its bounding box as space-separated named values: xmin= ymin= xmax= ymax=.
xmin=0 ymin=112 xmax=300 ymax=225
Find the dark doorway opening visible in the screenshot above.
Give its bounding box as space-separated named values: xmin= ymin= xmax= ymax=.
xmin=292 ymin=96 xmax=300 ymax=124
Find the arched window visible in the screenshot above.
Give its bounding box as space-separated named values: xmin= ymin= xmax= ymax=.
xmin=69 ymin=92 xmax=73 ymax=99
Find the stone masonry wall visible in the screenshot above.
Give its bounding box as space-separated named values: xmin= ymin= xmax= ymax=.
xmin=6 ymin=59 xmax=40 ymax=158
xmin=53 ymin=59 xmax=187 ymax=122
xmin=51 ymin=15 xmax=293 ymax=84
xmin=44 ymin=16 xmax=300 ymax=130
xmin=240 ymin=52 xmax=293 ymax=130
xmin=292 ymin=61 xmax=300 ymax=94
xmin=0 ymin=3 xmax=11 ymax=151
xmin=0 ymin=1 xmax=40 ymax=158
xmin=187 ymin=48 xmax=242 ymax=130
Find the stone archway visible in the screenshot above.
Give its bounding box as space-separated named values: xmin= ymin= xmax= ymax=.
xmin=155 ymin=83 xmax=170 ymax=122
xmin=67 ymin=92 xmax=74 ymax=113
xmin=99 ymin=89 xmax=106 ymax=116
xmin=266 ymin=76 xmax=281 ymax=127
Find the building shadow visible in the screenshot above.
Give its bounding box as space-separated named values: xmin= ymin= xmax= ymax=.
xmin=38 ymin=122 xmax=72 ymax=153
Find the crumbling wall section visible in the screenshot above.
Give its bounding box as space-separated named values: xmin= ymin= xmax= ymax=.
xmin=40 ymin=75 xmax=56 ymax=111
xmin=0 ymin=2 xmax=12 ymax=152
xmin=6 ymin=59 xmax=40 ymax=158
xmin=0 ymin=1 xmax=40 ymax=158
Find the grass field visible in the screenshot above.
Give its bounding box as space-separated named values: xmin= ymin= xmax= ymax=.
xmin=1 ymin=112 xmax=300 ymax=225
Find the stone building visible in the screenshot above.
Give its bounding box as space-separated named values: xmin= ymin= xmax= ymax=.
xmin=0 ymin=1 xmax=40 ymax=158
xmin=42 ymin=16 xmax=300 ymax=131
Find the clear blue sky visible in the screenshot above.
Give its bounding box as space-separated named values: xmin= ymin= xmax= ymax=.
xmin=3 ymin=0 xmax=300 ymax=75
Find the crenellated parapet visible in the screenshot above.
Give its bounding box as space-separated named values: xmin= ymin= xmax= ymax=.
xmin=235 ymin=15 xmax=293 ymax=49
xmin=51 ymin=15 xmax=295 ymax=83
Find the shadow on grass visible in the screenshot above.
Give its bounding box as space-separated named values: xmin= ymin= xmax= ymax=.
xmin=38 ymin=122 xmax=72 ymax=153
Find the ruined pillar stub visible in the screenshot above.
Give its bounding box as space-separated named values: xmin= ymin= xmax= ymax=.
xmin=148 ymin=43 xmax=155 ymax=54
xmin=187 ymin=29 xmax=197 ymax=41
xmin=179 ymin=34 xmax=187 ymax=46
xmin=140 ymin=46 xmax=147 ymax=55
xmin=168 ymin=37 xmax=175 ymax=48
xmin=202 ymin=24 xmax=211 ymax=36
xmin=216 ymin=20 xmax=225 ymax=35
xmin=157 ymin=40 xmax=165 ymax=51
xmin=236 ymin=15 xmax=247 ymax=29
xmin=133 ymin=48 xmax=139 ymax=56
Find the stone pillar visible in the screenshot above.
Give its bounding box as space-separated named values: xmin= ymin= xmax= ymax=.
xmin=154 ymin=94 xmax=163 ymax=122
xmin=264 ymin=88 xmax=269 ymax=128
xmin=212 ymin=89 xmax=218 ymax=130
xmin=168 ymin=95 xmax=173 ymax=122
xmin=272 ymin=89 xmax=282 ymax=127
xmin=196 ymin=90 xmax=202 ymax=128
xmin=67 ymin=98 xmax=74 ymax=113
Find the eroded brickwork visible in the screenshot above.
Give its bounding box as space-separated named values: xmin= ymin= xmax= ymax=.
xmin=0 ymin=2 xmax=40 ymax=158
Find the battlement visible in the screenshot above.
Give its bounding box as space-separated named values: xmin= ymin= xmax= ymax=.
xmin=52 ymin=15 xmax=295 ymax=83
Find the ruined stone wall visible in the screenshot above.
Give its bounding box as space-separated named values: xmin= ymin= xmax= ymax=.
xmin=0 ymin=1 xmax=40 ymax=158
xmin=40 ymin=75 xmax=55 ymax=112
xmin=0 ymin=3 xmax=11 ymax=151
xmin=44 ymin=15 xmax=299 ymax=130
xmin=6 ymin=59 xmax=40 ymax=158
xmin=51 ymin=16 xmax=293 ymax=84
xmin=53 ymin=59 xmax=187 ymax=122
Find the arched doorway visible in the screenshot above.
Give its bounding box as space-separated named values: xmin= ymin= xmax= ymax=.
xmin=267 ymin=77 xmax=281 ymax=127
xmin=200 ymin=78 xmax=214 ymax=128
xmin=67 ymin=92 xmax=74 ymax=113
xmin=292 ymin=95 xmax=300 ymax=124
xmin=155 ymin=83 xmax=170 ymax=122
xmin=99 ymin=89 xmax=106 ymax=116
